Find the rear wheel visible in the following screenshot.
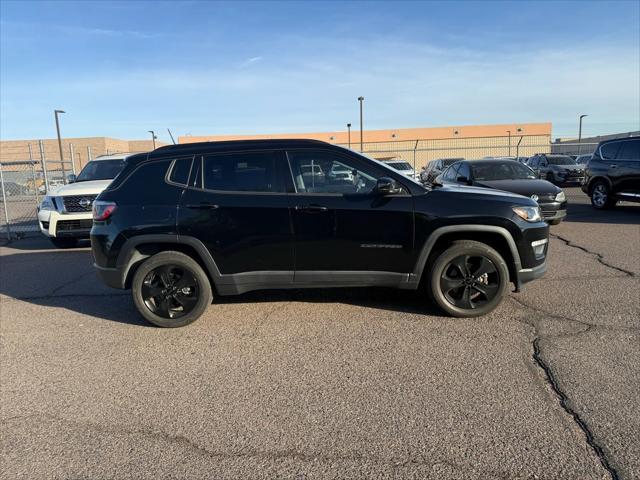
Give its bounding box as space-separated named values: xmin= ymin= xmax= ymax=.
xmin=132 ymin=251 xmax=212 ymax=327
xmin=50 ymin=237 xmax=78 ymax=249
xmin=427 ymin=240 xmax=509 ymax=317
xmin=590 ymin=180 xmax=616 ymax=209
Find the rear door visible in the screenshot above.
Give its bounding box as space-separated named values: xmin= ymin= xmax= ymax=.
xmin=612 ymin=139 xmax=640 ymax=195
xmin=178 ymin=150 xmax=293 ymax=276
xmin=285 ymin=149 xmax=414 ymax=277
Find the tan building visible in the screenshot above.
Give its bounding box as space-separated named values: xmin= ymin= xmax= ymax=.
xmin=179 ymin=122 xmax=552 ymax=170
xmin=0 ymin=137 xmax=165 ymax=174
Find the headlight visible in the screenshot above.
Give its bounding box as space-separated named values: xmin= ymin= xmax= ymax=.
xmin=513 ymin=206 xmax=542 ymax=222
xmin=555 ymin=191 xmax=566 ymax=202
xmin=40 ymin=196 xmax=56 ymax=211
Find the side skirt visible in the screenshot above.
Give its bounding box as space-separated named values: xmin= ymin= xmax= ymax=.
xmin=216 ymin=271 xmax=420 ymax=295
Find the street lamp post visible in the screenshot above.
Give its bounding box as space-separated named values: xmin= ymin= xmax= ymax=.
xmin=358 ymin=96 xmax=364 ymax=151
xmin=507 ymin=130 xmax=512 ymax=156
xmin=578 ymin=114 xmax=588 ymax=154
xmin=347 ymin=123 xmax=351 ymax=149
xmin=148 ymin=130 xmax=157 ymax=150
xmin=54 ymin=109 xmax=67 ymax=183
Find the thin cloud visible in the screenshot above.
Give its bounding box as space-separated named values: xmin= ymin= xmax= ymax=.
xmin=239 ymin=56 xmax=263 ymax=68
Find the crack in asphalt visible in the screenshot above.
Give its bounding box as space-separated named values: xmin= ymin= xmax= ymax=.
xmin=551 ymin=233 xmax=635 ymax=277
xmin=0 ymin=412 xmax=499 ymax=476
xmin=509 ymin=296 xmax=620 ymax=480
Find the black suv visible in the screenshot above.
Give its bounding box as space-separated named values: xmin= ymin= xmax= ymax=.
xmin=91 ymin=140 xmax=549 ymax=327
xmin=527 ymin=154 xmax=585 ymax=186
xmin=581 ymin=137 xmax=640 ymax=209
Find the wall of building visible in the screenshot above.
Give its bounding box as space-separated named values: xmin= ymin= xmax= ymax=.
xmin=0 ymin=137 xmax=164 ymax=173
xmin=178 ymin=122 xmax=553 ymax=170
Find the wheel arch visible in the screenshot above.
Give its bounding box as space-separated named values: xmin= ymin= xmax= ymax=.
xmin=116 ymin=234 xmax=221 ymax=290
xmin=413 ymin=225 xmax=522 ymax=287
xmin=585 ymin=175 xmax=612 ymax=194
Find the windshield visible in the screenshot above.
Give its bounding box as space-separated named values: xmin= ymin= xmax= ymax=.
xmin=76 ymin=159 xmax=126 ymax=182
xmin=387 ymin=162 xmax=413 ymax=171
xmin=472 ymin=162 xmax=536 ymax=181
xmin=547 ymin=156 xmax=577 ymax=166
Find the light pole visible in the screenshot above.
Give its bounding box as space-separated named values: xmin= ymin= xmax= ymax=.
xmin=578 ymin=114 xmax=588 ymax=154
xmin=507 ymin=130 xmax=511 ymax=156
xmin=148 ymin=130 xmax=157 ymax=150
xmin=347 ymin=123 xmax=351 ymax=149
xmin=358 ymin=96 xmax=364 ymax=151
xmin=54 ymin=109 xmax=67 ymax=183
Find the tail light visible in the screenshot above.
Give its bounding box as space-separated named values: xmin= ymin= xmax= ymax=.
xmin=93 ymin=200 xmax=117 ymax=221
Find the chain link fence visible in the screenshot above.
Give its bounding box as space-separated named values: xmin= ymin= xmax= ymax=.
xmin=0 ymin=134 xmax=598 ymax=240
xmin=0 ymin=160 xmax=43 ymax=239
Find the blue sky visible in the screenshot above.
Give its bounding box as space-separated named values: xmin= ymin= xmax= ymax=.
xmin=1 ymin=0 xmax=639 ymax=143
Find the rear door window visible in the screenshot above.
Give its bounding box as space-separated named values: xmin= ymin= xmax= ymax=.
xmin=616 ymin=139 xmax=640 ymax=160
xmin=201 ymin=151 xmax=283 ymax=193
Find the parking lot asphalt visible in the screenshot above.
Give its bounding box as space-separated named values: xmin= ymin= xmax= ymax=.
xmin=1 ymin=188 xmax=638 ymax=479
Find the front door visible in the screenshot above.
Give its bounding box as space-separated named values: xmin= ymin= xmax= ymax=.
xmin=285 ymin=149 xmax=414 ymax=278
xmin=178 ymin=150 xmax=293 ymax=277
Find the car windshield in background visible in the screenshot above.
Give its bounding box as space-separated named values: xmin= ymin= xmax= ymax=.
xmin=76 ymin=160 xmax=126 ymax=182
xmin=443 ymin=159 xmax=463 ymax=167
xmin=547 ymin=156 xmax=577 ymax=165
xmin=472 ymin=161 xmax=536 ymax=181
xmin=388 ymin=162 xmax=412 ymax=171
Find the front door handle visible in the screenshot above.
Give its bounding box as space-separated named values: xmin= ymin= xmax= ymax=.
xmin=295 ymin=204 xmax=329 ymax=212
xmin=610 ymin=164 xmax=617 ymax=168
xmin=186 ymin=202 xmax=219 ymax=210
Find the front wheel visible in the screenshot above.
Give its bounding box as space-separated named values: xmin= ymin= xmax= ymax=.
xmin=132 ymin=251 xmax=213 ymax=327
xmin=590 ymin=181 xmax=616 ymax=209
xmin=427 ymin=240 xmax=510 ymax=317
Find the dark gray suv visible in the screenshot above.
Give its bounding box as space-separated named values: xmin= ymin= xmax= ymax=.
xmin=582 ymin=137 xmax=640 ymax=209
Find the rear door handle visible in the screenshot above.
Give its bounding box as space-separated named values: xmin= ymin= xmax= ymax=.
xmin=186 ymin=202 xmax=219 ymax=210
xmin=610 ymin=164 xmax=617 ymax=168
xmin=295 ymin=204 xmax=328 ymax=212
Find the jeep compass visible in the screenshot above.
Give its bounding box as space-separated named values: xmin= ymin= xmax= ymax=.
xmin=91 ymin=140 xmax=549 ymax=327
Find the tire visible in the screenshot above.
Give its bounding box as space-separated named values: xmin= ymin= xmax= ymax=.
xmin=426 ymin=240 xmax=510 ymax=318
xmin=50 ymin=237 xmax=78 ymax=249
xmin=590 ymin=180 xmax=616 ymax=209
xmin=131 ymin=251 xmax=213 ymax=328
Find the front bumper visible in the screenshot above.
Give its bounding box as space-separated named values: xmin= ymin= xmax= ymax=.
xmin=516 ymin=260 xmax=547 ymax=289
xmin=37 ymin=209 xmax=92 ymax=238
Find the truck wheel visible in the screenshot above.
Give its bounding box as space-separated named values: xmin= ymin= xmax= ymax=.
xmin=427 ymin=240 xmax=509 ymax=318
xmin=132 ymin=251 xmax=213 ymax=328
xmin=50 ymin=237 xmax=78 ymax=249
xmin=590 ymin=181 xmax=616 ymax=209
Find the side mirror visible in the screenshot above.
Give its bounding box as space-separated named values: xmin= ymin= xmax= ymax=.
xmin=67 ymin=174 xmax=77 ymax=183
xmin=374 ymin=177 xmax=402 ymax=195
xmin=456 ymin=176 xmax=471 ymax=185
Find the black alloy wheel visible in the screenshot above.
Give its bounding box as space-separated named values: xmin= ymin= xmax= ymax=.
xmin=440 ymin=254 xmax=500 ymax=310
xmin=427 ymin=240 xmax=509 ymax=317
xmin=132 ymin=251 xmax=213 ymax=327
xmin=141 ymin=265 xmax=199 ymax=319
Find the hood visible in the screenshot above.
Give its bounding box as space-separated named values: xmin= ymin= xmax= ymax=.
xmin=438 ymin=183 xmax=527 ymax=200
xmin=474 ymin=179 xmax=561 ymax=197
xmin=49 ymin=179 xmax=112 ymax=196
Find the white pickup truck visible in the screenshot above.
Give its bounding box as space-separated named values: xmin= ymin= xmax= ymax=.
xmin=37 ymin=153 xmax=134 ymax=248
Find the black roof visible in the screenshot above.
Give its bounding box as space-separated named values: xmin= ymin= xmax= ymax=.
xmin=151 ymin=138 xmax=332 ymax=156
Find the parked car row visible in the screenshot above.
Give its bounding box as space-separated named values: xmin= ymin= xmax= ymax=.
xmin=417 ymin=136 xmax=639 ymax=215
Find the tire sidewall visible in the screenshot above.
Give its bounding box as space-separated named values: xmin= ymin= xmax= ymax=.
xmin=132 ymin=252 xmax=212 ymax=328
xmin=428 ymin=242 xmax=509 ymax=318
